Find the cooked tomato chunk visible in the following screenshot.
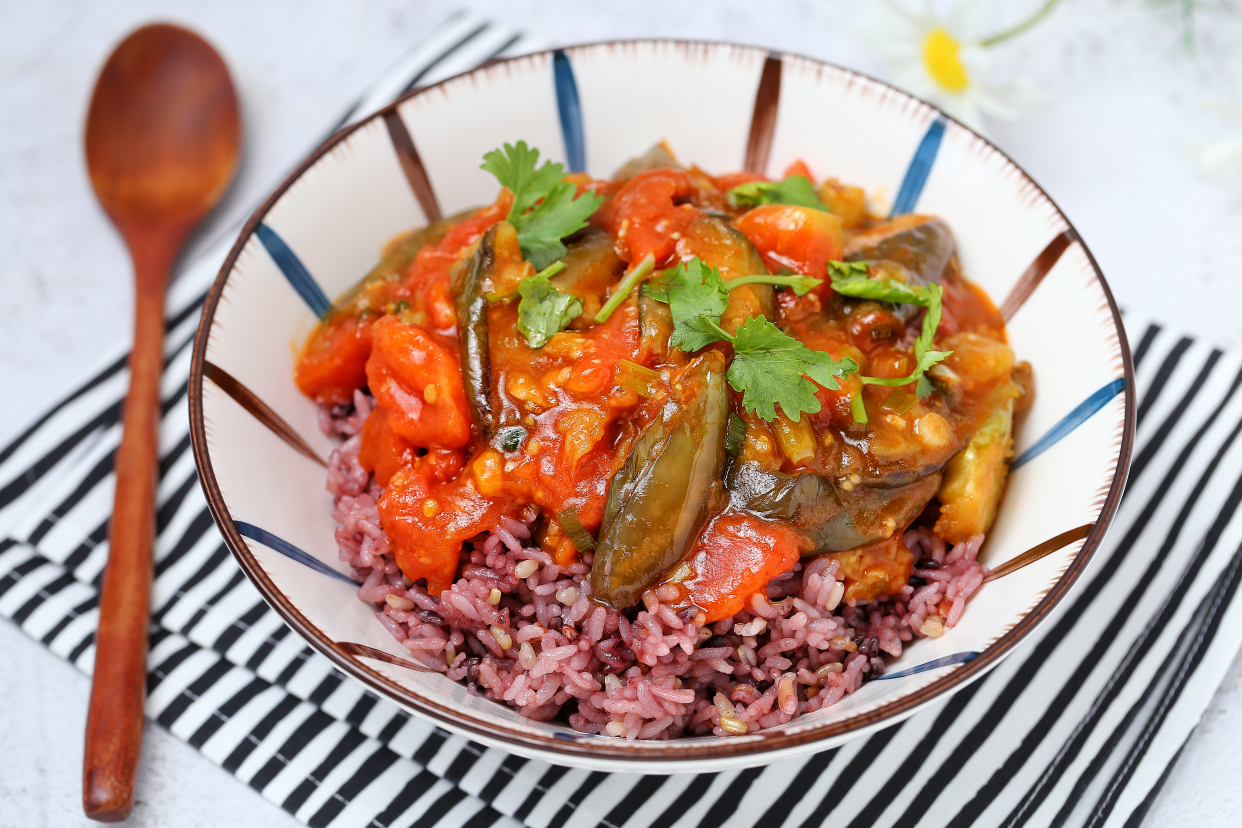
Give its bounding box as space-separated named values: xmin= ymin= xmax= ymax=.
xmin=365 ymin=315 xmax=472 ymax=449
xmin=378 ymin=459 xmax=509 ymax=594
xmin=733 ymin=204 xmax=844 ymax=279
xmin=679 ymin=514 xmax=802 ymax=623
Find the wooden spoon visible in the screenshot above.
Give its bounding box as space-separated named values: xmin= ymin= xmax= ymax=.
xmin=83 ymin=24 xmax=240 ymax=822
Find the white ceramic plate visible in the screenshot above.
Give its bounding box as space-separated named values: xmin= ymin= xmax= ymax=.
xmin=190 ymin=41 xmax=1133 ymax=773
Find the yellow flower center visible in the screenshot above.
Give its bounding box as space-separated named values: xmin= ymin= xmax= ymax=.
xmin=923 ymin=28 xmax=969 ymax=92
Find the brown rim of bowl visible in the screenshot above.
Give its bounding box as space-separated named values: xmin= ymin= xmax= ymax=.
xmin=189 ymin=39 xmax=1135 ymax=762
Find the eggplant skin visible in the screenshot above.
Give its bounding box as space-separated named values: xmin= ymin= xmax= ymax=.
xmin=451 ymin=225 xmax=498 ymax=441
xmin=727 ymin=461 xmax=941 ymax=554
xmin=844 ymin=216 xmax=955 ymax=287
xmin=843 ymin=216 xmax=955 ymax=323
xmin=591 ymin=352 xmax=729 ymax=609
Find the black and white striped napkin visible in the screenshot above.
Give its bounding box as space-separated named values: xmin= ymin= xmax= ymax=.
xmin=4 ymin=13 xmax=1241 ymax=828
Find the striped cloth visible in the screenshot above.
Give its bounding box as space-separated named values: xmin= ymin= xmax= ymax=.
xmin=4 ymin=13 xmax=1241 ymax=828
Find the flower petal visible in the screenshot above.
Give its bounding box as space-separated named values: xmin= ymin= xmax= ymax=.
xmin=853 ymin=0 xmax=932 ymax=59
xmin=975 ymin=74 xmax=1050 ymax=121
xmin=943 ymin=0 xmax=994 ymax=41
xmin=1191 ymin=135 xmax=1242 ymax=176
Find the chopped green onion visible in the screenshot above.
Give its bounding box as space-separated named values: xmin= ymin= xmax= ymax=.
xmin=594 ymin=253 xmax=655 ymax=323
xmin=880 ymin=389 xmax=918 ymax=415
xmin=557 ymin=507 xmax=596 ymax=553
xmin=616 ymin=359 xmax=662 ymax=398
xmin=850 ymin=390 xmax=868 ymax=424
xmin=497 ymin=426 xmax=527 ymax=452
xmin=725 ymin=413 xmax=747 ymax=457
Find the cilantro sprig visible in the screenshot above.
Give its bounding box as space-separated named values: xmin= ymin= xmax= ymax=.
xmin=481 ymin=141 xmax=603 ymax=270
xmin=829 ymin=260 xmax=953 ymax=422
xmin=727 ymin=175 xmax=827 ymax=211
xmin=642 ymin=257 xmax=854 ymax=420
xmin=708 ymin=316 xmax=859 ymax=421
xmin=650 ymin=259 xmax=730 ymax=351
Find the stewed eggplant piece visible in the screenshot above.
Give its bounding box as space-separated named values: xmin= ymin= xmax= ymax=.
xmin=843 ymin=216 xmax=955 ymax=322
xmin=591 ymin=351 xmax=730 ymax=609
xmin=726 ymin=461 xmax=941 ymax=554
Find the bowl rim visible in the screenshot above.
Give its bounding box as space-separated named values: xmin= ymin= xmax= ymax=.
xmin=189 ymin=38 xmax=1136 ymax=763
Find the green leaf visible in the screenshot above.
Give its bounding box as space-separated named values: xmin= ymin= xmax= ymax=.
xmin=513 ymin=181 xmax=603 ymax=270
xmin=660 ymin=259 xmax=731 ymax=352
xmin=480 ymin=142 xmax=604 ymax=271
xmin=641 ymin=282 xmax=670 ymax=303
xmin=728 ymin=175 xmax=826 ymax=211
xmin=480 ymin=141 xmax=565 ymax=219
xmin=727 ymin=316 xmax=859 ymax=421
xmin=516 ymin=272 xmax=583 ymax=348
xmin=828 ymin=260 xmax=930 ymax=306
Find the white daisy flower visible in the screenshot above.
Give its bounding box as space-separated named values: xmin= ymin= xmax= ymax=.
xmin=1187 ymin=97 xmax=1242 ymax=177
xmin=853 ymin=0 xmax=1056 ymax=133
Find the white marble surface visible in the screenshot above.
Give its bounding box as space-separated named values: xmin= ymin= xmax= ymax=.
xmin=3 ymin=1 xmax=1242 ymax=825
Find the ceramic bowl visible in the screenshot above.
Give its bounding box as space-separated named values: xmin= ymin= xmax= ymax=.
xmin=189 ymin=40 xmax=1133 ymax=772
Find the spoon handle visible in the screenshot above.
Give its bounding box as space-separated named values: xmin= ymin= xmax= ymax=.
xmin=83 ymin=233 xmax=176 ymax=822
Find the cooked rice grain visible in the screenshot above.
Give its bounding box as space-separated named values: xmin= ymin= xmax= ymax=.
xmin=324 ymin=403 xmax=989 ymax=739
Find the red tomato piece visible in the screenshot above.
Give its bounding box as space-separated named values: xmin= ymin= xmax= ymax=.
xmin=379 ymin=462 xmax=509 ymax=594
xmin=564 ymin=299 xmax=640 ymax=396
xmin=365 ymin=315 xmax=472 ymax=449
xmin=358 ymin=406 xmax=418 ymax=487
xmin=714 ymin=171 xmax=766 ymax=191
xmin=733 ymin=204 xmax=844 ymax=279
xmin=294 ymin=317 xmax=374 ymax=406
xmin=595 ymin=169 xmax=698 ymax=266
xmin=782 ymin=159 xmax=815 ymax=182
xmin=681 ymin=513 xmax=802 ymax=623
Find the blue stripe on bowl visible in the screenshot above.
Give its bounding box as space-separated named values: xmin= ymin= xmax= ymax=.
xmin=875 ymin=651 xmax=979 ymax=680
xmin=256 ymin=223 xmax=332 ymax=318
xmin=1011 ymin=377 xmax=1127 ymax=471
xmin=553 ymin=50 xmax=586 ymax=173
xmin=890 ymin=114 xmax=947 ymax=217
xmin=235 ymin=520 xmax=356 ymax=584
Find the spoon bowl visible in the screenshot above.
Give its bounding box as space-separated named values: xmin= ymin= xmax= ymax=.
xmin=86 ymin=23 xmax=239 ymax=239
xmin=82 ymin=23 xmax=239 ymax=822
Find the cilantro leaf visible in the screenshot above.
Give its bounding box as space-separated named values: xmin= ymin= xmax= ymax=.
xmin=645 ymin=257 xmax=823 ymax=339
xmin=828 ymin=260 xmax=930 ymax=306
xmin=728 ymin=175 xmax=826 ymax=211
xmin=481 ymin=141 xmax=566 ymax=218
xmin=480 ymin=142 xmax=604 ymax=270
xmin=512 ymin=181 xmax=602 ymax=269
xmin=659 ymin=259 xmax=731 ymax=352
xmin=727 ymin=316 xmax=859 ymax=421
xmin=516 ymin=272 xmax=583 ymax=348
xmin=642 ymin=282 xmax=670 ymax=303
xmin=857 ymin=283 xmax=952 ymax=403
